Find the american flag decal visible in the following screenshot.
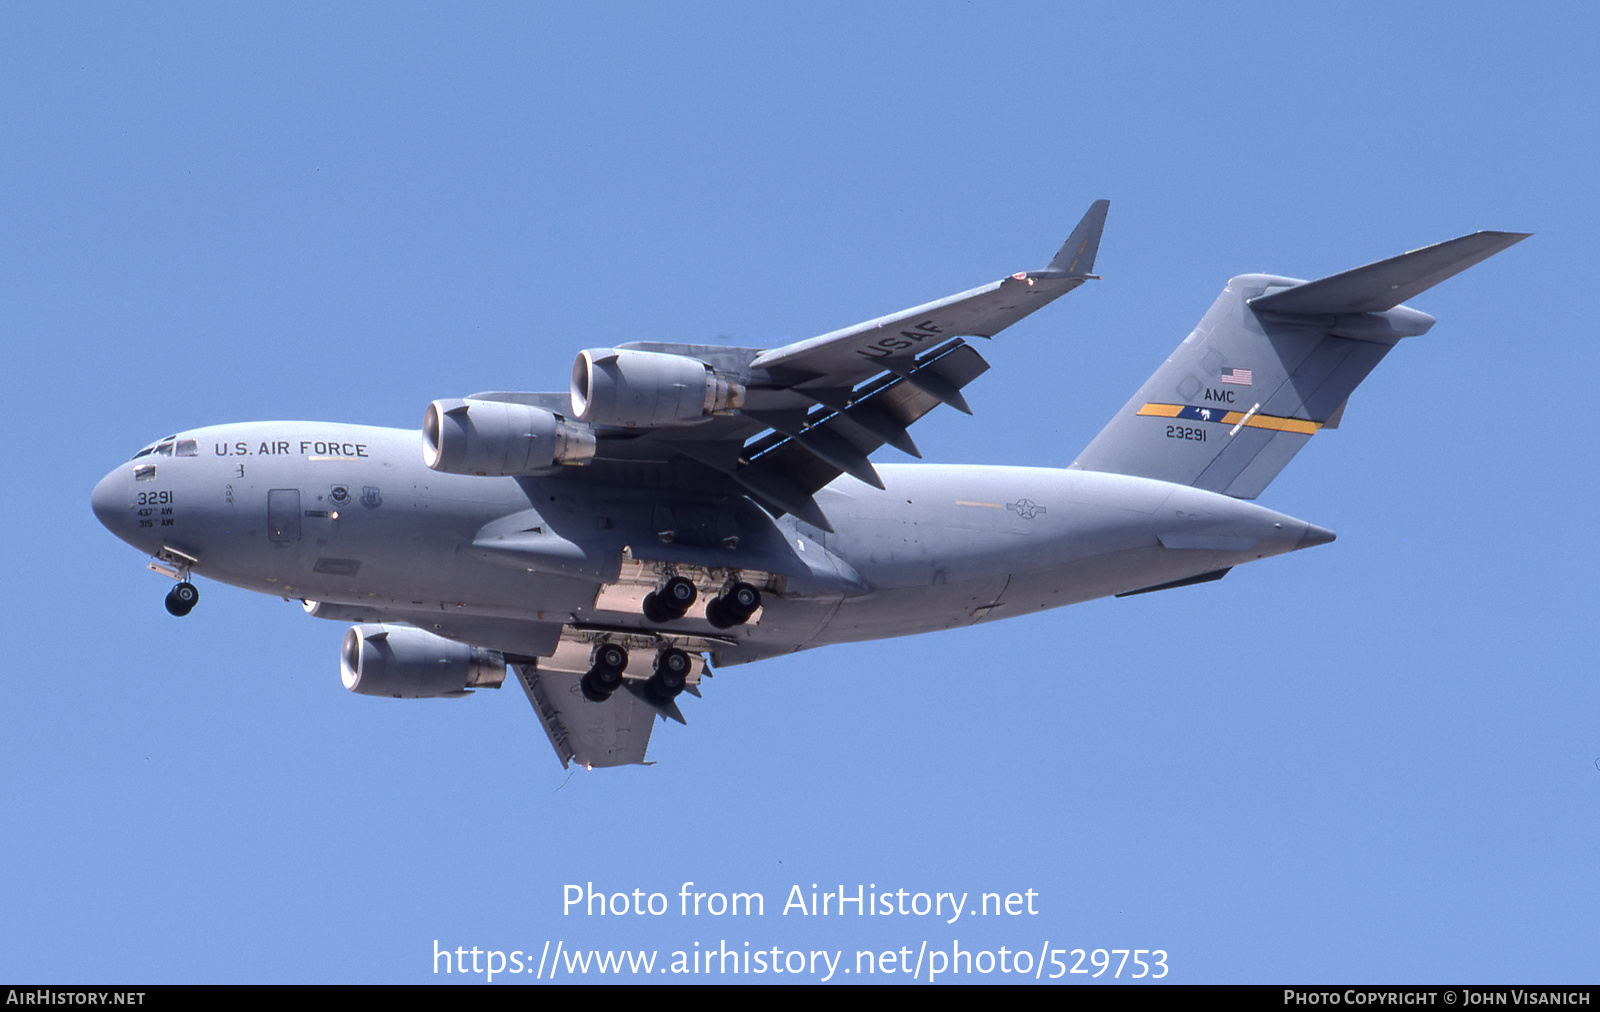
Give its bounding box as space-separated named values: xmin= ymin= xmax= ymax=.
xmin=1220 ymin=367 xmax=1253 ymax=386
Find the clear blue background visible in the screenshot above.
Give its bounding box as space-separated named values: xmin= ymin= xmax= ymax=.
xmin=3 ymin=2 xmax=1593 ymax=983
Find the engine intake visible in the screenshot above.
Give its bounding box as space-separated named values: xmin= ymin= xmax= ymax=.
xmin=423 ymin=399 xmax=596 ymax=476
xmin=340 ymin=623 xmax=506 ymax=698
xmin=571 ymin=348 xmax=744 ymax=428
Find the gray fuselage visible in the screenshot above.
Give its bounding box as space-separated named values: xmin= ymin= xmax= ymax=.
xmin=91 ymin=420 xmax=1329 ymax=667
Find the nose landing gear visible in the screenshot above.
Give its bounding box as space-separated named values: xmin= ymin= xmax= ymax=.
xmin=150 ymin=547 xmax=202 ymax=617
xmin=164 ymin=581 xmax=199 ymax=617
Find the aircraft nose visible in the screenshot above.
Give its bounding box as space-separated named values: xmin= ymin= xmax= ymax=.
xmin=91 ymin=467 xmax=127 ymax=535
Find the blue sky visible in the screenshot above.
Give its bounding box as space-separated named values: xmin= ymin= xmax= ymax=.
xmin=4 ymin=3 xmax=1595 ymax=983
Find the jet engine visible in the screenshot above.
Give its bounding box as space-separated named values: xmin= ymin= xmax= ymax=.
xmin=339 ymin=623 xmax=506 ymax=698
xmin=423 ymin=399 xmax=596 ymax=476
xmin=570 ymin=348 xmax=744 ymax=427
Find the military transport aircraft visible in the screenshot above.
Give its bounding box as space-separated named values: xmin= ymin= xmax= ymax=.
xmin=90 ymin=203 xmax=1527 ymax=768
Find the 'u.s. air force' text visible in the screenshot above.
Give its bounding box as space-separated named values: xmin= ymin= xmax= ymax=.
xmin=213 ymin=439 xmax=369 ymax=457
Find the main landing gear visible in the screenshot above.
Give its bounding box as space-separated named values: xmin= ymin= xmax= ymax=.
xmin=641 ymin=576 xmax=697 ymax=623
xmin=641 ymin=576 xmax=762 ymax=629
xmin=578 ymin=643 xmax=694 ymax=708
xmin=164 ymin=581 xmax=199 ymax=617
xmin=705 ymin=582 xmax=761 ymax=629
xmin=580 ymin=643 xmax=629 ymax=702
xmin=647 ymin=648 xmax=691 ymax=704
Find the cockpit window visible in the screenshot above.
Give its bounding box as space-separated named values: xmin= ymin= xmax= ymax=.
xmin=134 ymin=464 xmax=156 ymax=481
xmin=128 ymin=435 xmax=185 ymax=461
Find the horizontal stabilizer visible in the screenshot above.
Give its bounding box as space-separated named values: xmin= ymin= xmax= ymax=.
xmin=1249 ymin=231 xmax=1530 ymax=315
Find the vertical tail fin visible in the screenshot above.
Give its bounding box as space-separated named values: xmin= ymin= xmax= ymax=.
xmin=1069 ymin=231 xmax=1528 ymax=498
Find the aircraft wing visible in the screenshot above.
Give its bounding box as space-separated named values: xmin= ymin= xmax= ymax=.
xmin=457 ymin=203 xmax=1107 ymax=532
xmin=750 ymin=199 xmax=1108 ymax=391
xmin=530 ymin=200 xmax=1111 ymax=531
xmin=513 ymin=663 xmax=658 ymax=769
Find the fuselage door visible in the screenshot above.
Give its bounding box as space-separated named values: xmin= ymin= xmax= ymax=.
xmin=268 ymin=489 xmax=302 ymax=542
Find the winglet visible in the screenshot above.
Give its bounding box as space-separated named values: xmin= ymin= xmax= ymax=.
xmin=1043 ymin=199 xmax=1110 ymax=277
xmin=1248 ymin=230 xmax=1531 ymax=315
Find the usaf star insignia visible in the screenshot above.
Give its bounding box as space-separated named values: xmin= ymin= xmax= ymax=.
xmin=1007 ymin=499 xmax=1046 ymax=520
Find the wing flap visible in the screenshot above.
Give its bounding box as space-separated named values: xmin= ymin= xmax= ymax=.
xmin=735 ymin=342 xmax=990 ymax=526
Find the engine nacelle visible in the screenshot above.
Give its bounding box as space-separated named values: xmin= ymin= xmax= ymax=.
xmin=423 ymin=399 xmax=596 ymax=476
xmin=339 ymin=624 xmax=506 ymax=698
xmin=570 ymin=348 xmax=744 ymax=428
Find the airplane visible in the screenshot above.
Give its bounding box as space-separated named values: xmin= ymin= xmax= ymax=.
xmin=90 ymin=202 xmax=1527 ymax=769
